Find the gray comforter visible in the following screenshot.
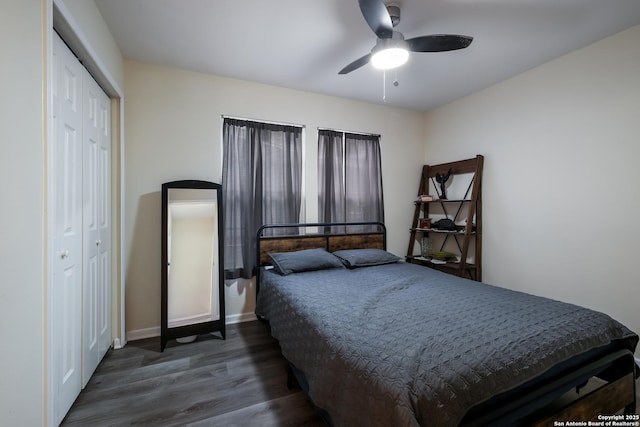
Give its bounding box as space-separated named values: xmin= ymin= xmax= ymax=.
xmin=256 ymin=262 xmax=638 ymax=427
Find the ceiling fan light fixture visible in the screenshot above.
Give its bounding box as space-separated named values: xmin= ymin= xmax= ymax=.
xmin=371 ymin=46 xmax=409 ymax=70
xmin=339 ymin=1 xmax=473 ymax=75
xmin=371 ymin=35 xmax=409 ymax=70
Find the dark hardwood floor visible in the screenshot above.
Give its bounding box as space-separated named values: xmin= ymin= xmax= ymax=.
xmin=61 ymin=321 xmax=325 ymax=427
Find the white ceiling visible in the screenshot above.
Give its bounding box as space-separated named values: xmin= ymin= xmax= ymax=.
xmin=94 ymin=0 xmax=640 ymax=111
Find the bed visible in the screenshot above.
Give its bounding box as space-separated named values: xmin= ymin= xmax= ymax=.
xmin=254 ymin=222 xmax=638 ymax=426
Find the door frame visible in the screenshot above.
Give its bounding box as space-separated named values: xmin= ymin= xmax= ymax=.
xmin=45 ymin=1 xmax=126 ymax=425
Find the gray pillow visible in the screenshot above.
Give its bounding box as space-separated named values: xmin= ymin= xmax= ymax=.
xmin=332 ymin=248 xmax=401 ymax=268
xmin=269 ymin=248 xmax=345 ymax=275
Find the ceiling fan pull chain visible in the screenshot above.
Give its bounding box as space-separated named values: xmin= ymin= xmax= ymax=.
xmin=383 ymin=69 xmax=386 ymax=102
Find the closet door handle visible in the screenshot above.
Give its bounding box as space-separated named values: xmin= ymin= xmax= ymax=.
xmin=96 ymin=240 xmax=102 ymax=246
xmin=60 ymin=250 xmax=69 ymax=259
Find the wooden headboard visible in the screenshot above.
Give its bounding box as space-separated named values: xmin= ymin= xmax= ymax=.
xmin=255 ymin=222 xmax=387 ymax=293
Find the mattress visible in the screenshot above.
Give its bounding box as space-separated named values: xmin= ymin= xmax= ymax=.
xmin=256 ymin=261 xmax=638 ymax=427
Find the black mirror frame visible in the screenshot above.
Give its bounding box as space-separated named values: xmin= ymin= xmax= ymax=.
xmin=161 ymin=180 xmax=225 ymax=351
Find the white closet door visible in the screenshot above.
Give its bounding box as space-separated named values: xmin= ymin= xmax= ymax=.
xmin=52 ymin=32 xmax=83 ymax=425
xmin=82 ymin=67 xmax=111 ymax=386
xmin=51 ymin=32 xmax=112 ymax=423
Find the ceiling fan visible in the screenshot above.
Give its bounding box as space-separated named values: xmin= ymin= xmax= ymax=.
xmin=339 ymin=0 xmax=473 ymax=75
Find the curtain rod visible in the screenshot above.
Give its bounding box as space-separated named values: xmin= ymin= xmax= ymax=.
xmin=317 ymin=127 xmax=380 ymax=138
xmin=221 ymin=115 xmax=305 ymax=129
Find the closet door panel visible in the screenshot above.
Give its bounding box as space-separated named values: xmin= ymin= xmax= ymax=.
xmin=97 ymin=82 xmax=111 ymax=357
xmin=82 ymin=69 xmax=111 ymax=386
xmin=82 ymin=80 xmax=99 ymax=385
xmin=52 ymin=32 xmax=83 ymax=426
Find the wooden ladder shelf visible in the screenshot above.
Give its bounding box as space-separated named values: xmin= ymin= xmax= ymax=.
xmin=406 ymin=155 xmax=484 ymax=281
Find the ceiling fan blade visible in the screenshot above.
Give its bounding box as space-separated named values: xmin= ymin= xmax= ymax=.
xmin=339 ymin=53 xmax=372 ymax=75
xmin=406 ymin=35 xmax=473 ymax=52
xmin=358 ymin=0 xmax=393 ymax=39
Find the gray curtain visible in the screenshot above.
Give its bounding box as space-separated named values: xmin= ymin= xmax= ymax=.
xmin=222 ymin=118 xmax=302 ymax=279
xmin=318 ymin=130 xmax=384 ymax=233
xmin=345 ymin=133 xmax=384 ymax=231
xmin=318 ymin=130 xmax=344 ymax=231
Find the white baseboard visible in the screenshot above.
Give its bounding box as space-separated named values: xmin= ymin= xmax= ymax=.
xmin=226 ymin=312 xmax=257 ymax=324
xmin=168 ymin=312 xmax=215 ymax=328
xmin=124 ymin=312 xmax=258 ymax=344
xmin=126 ymin=326 xmax=161 ymax=342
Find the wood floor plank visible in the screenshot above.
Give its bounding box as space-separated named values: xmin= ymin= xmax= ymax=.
xmin=61 ymin=321 xmax=323 ymax=426
xmin=186 ymin=393 xmax=327 ymax=427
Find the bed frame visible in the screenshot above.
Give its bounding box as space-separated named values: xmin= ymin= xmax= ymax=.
xmin=255 ymin=222 xmax=638 ymax=425
xmin=255 ymin=221 xmax=386 ymax=295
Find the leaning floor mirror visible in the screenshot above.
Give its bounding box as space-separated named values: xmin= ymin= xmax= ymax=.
xmin=161 ymin=180 xmax=225 ymax=351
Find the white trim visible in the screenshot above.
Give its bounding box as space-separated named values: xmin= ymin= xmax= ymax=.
xmin=226 ymin=312 xmax=258 ymax=325
xmin=45 ymin=4 xmax=55 ymax=426
xmin=126 ymin=326 xmax=161 ymax=342
xmin=119 ymin=99 xmax=126 ymax=348
xmin=125 ymin=313 xmax=258 ymax=342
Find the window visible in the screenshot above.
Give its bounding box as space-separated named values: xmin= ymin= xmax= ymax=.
xmin=222 ymin=118 xmax=303 ymax=279
xmin=318 ymin=129 xmax=384 ymax=232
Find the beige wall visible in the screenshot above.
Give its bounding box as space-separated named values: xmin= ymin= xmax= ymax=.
xmin=0 ymin=1 xmax=46 ymax=425
xmin=124 ymin=60 xmax=425 ymax=335
xmin=423 ymin=25 xmax=640 ymax=355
